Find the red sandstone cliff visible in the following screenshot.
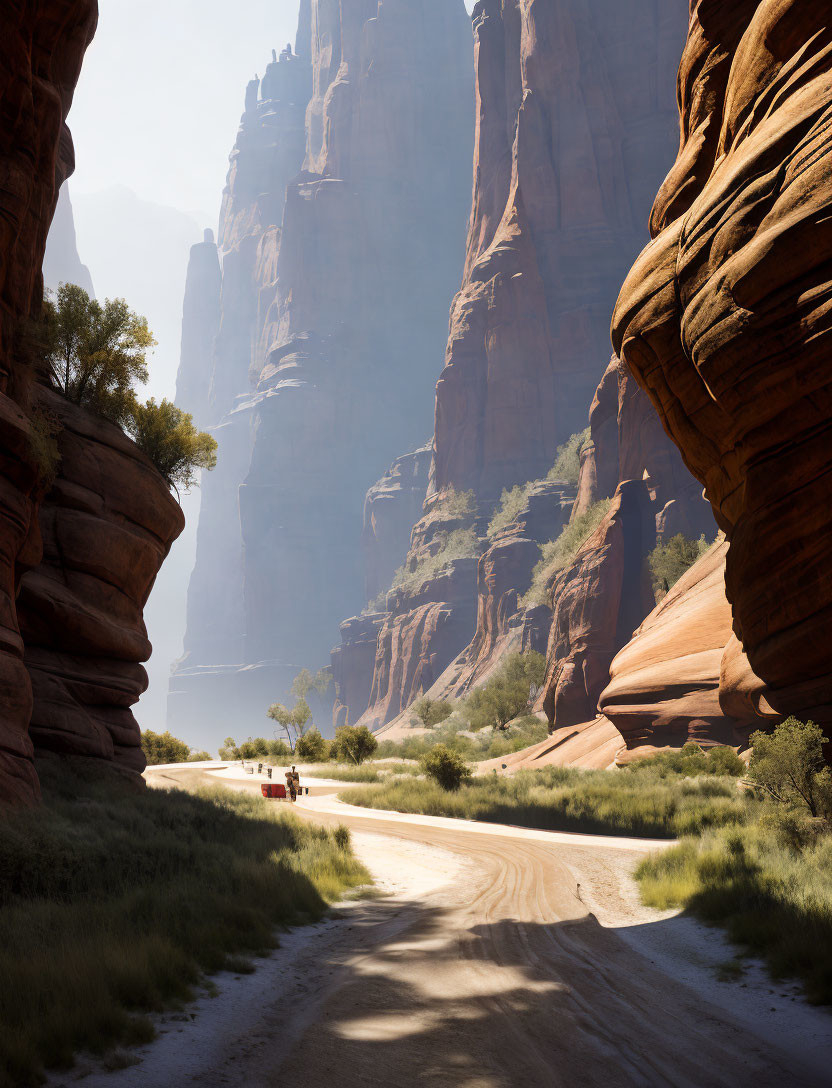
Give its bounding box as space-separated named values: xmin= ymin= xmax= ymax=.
xmin=0 ymin=0 xmax=97 ymax=803
xmin=612 ymin=0 xmax=832 ymax=735
xmin=348 ymin=0 xmax=692 ymax=734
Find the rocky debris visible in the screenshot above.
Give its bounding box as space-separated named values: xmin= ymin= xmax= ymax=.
xmin=171 ymin=1 xmax=474 ymax=740
xmin=43 ymin=183 xmax=94 ymax=296
xmin=613 ymin=1 xmax=832 ymax=731
xmin=18 ymin=393 xmax=184 ymax=773
xmin=0 ymin=0 xmax=97 ymax=804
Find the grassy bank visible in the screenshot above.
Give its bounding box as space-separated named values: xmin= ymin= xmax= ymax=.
xmin=303 ymin=761 xmax=419 ymax=783
xmin=637 ymin=823 xmax=832 ymax=1003
xmin=0 ymin=766 xmax=369 ymax=1087
xmin=342 ymin=764 xmax=757 ymax=838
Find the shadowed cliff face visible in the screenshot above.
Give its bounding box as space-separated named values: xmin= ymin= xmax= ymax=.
xmin=613 ymin=1 xmax=832 ymax=729
xmin=170 ymin=1 xmax=474 ymax=744
xmin=345 ymin=0 xmax=692 ymax=735
xmin=18 ymin=393 xmax=184 ymax=773
xmin=0 ymin=0 xmax=98 ymax=803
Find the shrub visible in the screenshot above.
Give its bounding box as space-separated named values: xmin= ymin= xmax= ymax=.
xmin=521 ymin=499 xmax=611 ymax=608
xmin=128 ymin=398 xmax=217 ymax=494
xmin=332 ymin=724 xmax=378 ymax=765
xmin=294 ymin=728 xmax=328 ymax=763
xmin=747 ymin=717 xmax=832 ymax=819
xmin=412 ymin=698 xmax=454 ymax=728
xmin=434 ymin=486 xmax=476 ymax=520
xmin=0 ymin=768 xmax=368 ymax=1084
xmin=141 ymin=730 xmax=195 ymax=766
xmin=487 ymin=484 xmax=530 ymax=539
xmin=463 ymin=652 xmax=546 ymax=731
xmin=391 ymin=528 xmax=480 ymax=592
xmin=547 ymin=428 xmax=590 ymax=486
xmin=420 ymin=745 xmax=472 ymax=791
xmin=187 ymin=751 xmax=212 ymax=763
xmin=648 ymin=533 xmax=711 ymax=602
xmin=624 ymin=742 xmax=745 ymax=779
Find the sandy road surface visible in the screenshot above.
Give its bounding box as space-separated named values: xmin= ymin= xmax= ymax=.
xmin=68 ymin=764 xmax=832 ymax=1088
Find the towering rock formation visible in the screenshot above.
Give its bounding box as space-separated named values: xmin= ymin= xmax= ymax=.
xmin=43 ymin=183 xmax=95 ymax=296
xmin=0 ymin=0 xmax=98 ymax=803
xmin=346 ymin=0 xmax=693 ymax=733
xmin=176 ymin=229 xmax=221 ymax=430
xmin=170 ymin=1 xmax=474 ymax=743
xmin=613 ymin=0 xmax=832 ymax=738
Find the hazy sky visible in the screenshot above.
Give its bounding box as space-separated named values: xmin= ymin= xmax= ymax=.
xmin=70 ymin=0 xmax=478 ymax=224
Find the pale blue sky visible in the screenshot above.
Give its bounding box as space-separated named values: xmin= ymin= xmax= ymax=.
xmin=70 ymin=0 xmax=478 ymax=223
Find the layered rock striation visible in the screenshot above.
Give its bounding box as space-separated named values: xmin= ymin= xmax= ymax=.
xmin=0 ymin=0 xmax=98 ymax=803
xmin=613 ymin=1 xmax=832 ymax=733
xmin=171 ymin=1 xmax=474 ymax=743
xmin=343 ymin=0 xmax=693 ymax=734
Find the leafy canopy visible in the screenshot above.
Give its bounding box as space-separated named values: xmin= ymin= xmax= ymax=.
xmin=129 ymin=398 xmax=217 ymax=493
xmin=291 ymin=667 xmax=332 ymax=701
xmin=748 ymin=717 xmax=832 ymax=819
xmin=648 ymin=533 xmax=712 ymax=602
xmin=420 ymin=744 xmax=472 ymax=791
xmin=464 ymin=651 xmax=547 ymax=731
xmin=141 ymin=730 xmax=207 ymax=765
xmin=412 ymin=697 xmax=454 ymax=728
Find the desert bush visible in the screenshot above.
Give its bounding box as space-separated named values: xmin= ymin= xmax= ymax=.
xmin=522 ymin=499 xmax=611 ymax=608
xmin=141 ymin=730 xmax=198 ymax=766
xmin=420 ymin=745 xmax=472 ymax=791
xmin=294 ymin=728 xmax=328 ymax=763
xmin=0 ymin=768 xmax=368 ymax=1085
xmin=487 ymin=484 xmax=530 ymax=539
xmin=547 ymin=428 xmax=590 ymax=486
xmin=331 ymin=724 xmax=378 ymax=765
xmin=747 ymin=717 xmax=832 ymax=818
xmin=636 ymin=821 xmax=832 ymax=1004
xmin=464 ymin=652 xmax=547 ymax=731
xmin=412 ymin=698 xmax=455 ymax=728
xmin=624 ymin=742 xmax=745 ymax=779
xmin=434 ymin=486 xmax=476 ymax=520
xmin=128 ymin=398 xmax=217 ymax=494
xmin=648 ymin=533 xmax=711 ymax=602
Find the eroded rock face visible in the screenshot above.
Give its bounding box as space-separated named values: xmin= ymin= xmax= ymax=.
xmin=176 ymin=229 xmax=221 ymax=430
xmin=432 ymin=0 xmax=690 ymax=499
xmin=18 ymin=393 xmax=184 ymax=773
xmin=613 ymin=1 xmax=832 ymax=727
xmin=0 ymin=0 xmax=97 ymax=803
xmin=43 ymin=183 xmax=95 ymax=297
xmin=172 ymin=1 xmax=474 ymax=742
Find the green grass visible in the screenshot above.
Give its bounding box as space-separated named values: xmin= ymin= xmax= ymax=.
xmin=341 ymin=764 xmax=757 ymax=839
xmin=303 ymin=762 xmax=421 ymax=783
xmin=521 ymin=499 xmax=612 ymax=608
xmin=636 ymin=821 xmax=832 ymax=1003
xmin=0 ymin=765 xmax=369 ymax=1086
xmin=374 ymin=714 xmax=549 ymax=762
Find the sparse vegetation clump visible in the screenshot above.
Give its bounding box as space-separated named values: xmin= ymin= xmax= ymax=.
xmin=412 ymin=697 xmax=455 ymax=728
xmin=547 ymin=428 xmax=590 ymax=486
xmin=343 ymin=761 xmax=755 ymax=838
xmin=294 ymin=727 xmax=329 ymax=762
xmin=464 ymin=652 xmax=546 ymax=731
xmin=636 ymin=718 xmax=832 ymax=1004
xmin=487 ymin=484 xmax=530 ymax=539
xmin=433 ymin=486 xmax=477 ymax=521
xmin=128 ymin=398 xmax=217 ymax=494
xmin=648 ymin=533 xmax=711 ymax=602
xmin=624 ymin=742 xmax=745 ymax=779
xmin=521 ymin=499 xmax=612 ymax=608
xmin=391 ymin=527 xmax=480 ymax=593
xmin=0 ymin=766 xmax=368 ymax=1086
xmin=331 ymin=724 xmax=378 ymax=765
xmin=420 ymin=745 xmax=472 ymax=791
xmin=141 ymin=730 xmax=211 ymax=766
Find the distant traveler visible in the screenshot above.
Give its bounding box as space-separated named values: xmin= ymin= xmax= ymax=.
xmin=286 ymin=764 xmax=299 ymax=801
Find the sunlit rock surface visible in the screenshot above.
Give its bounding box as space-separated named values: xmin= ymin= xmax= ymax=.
xmin=0 ymin=0 xmax=97 ymax=803
xmin=613 ymin=0 xmax=832 ymax=730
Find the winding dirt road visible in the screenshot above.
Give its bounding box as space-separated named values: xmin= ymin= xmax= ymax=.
xmin=93 ymin=765 xmax=831 ymax=1088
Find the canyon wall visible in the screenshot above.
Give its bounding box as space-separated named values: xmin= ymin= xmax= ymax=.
xmin=345 ymin=0 xmax=694 ymax=734
xmin=612 ymin=0 xmax=832 ymax=741
xmin=43 ymin=183 xmax=95 ymax=296
xmin=0 ymin=0 xmax=98 ymax=803
xmin=170 ymin=1 xmax=474 ymax=745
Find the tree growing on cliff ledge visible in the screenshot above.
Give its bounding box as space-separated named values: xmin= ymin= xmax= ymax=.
xmin=40 ymin=284 xmax=217 ymax=495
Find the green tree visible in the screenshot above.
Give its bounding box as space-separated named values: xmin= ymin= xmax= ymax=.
xmin=42 ymin=284 xmax=153 ymax=426
xmin=648 ymin=533 xmax=711 ymax=602
xmin=128 ymin=398 xmax=217 ymax=494
xmin=421 ymin=745 xmax=472 ymax=791
xmin=464 ymin=652 xmax=547 ymax=731
xmin=547 ymin=428 xmax=590 ymax=486
xmin=295 ymin=728 xmax=328 ymax=762
xmin=291 ymin=667 xmax=332 ymax=701
xmin=220 ymin=736 xmax=241 ymax=761
xmin=141 ymin=730 xmax=192 ymax=765
xmin=412 ymin=698 xmax=454 ymax=728
xmin=748 ymin=718 xmax=832 ymax=819
xmin=333 ymin=725 xmax=378 ymax=765
xmin=267 ymin=696 xmax=313 ymax=753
